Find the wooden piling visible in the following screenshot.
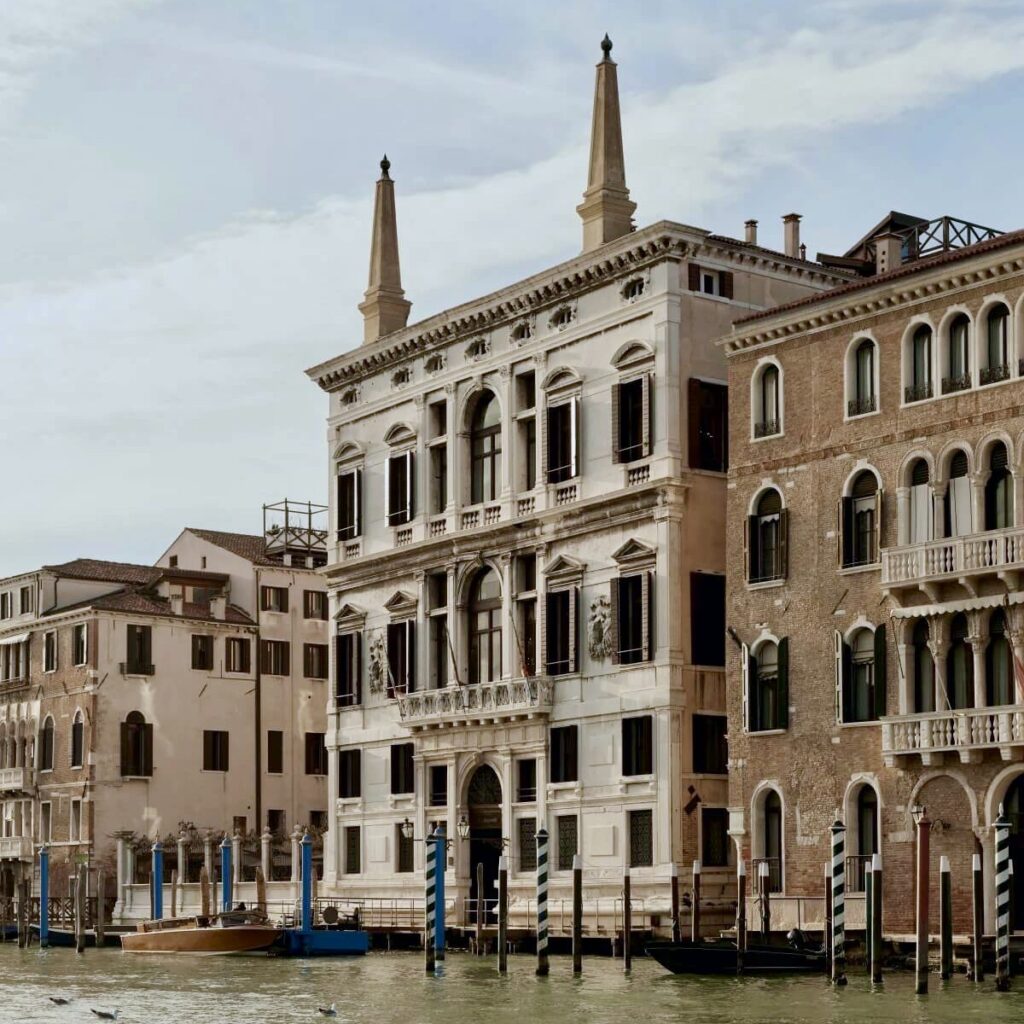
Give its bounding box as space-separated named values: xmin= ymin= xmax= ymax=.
xmin=691 ymin=861 xmax=701 ymax=942
xmin=475 ymin=860 xmax=484 ymax=955
xmin=670 ymin=863 xmax=680 ymax=944
xmin=497 ymin=855 xmax=508 ymax=975
xmin=940 ymin=856 xmax=953 ymax=981
xmin=169 ymin=869 xmax=177 ymax=919
xmin=17 ymin=879 xmax=27 ymax=948
xmin=823 ymin=863 xmax=832 ymax=966
xmin=972 ymin=853 xmax=984 ymax=982
xmin=199 ymin=865 xmax=210 ymax=918
xmin=75 ymin=864 xmax=86 ymax=954
xmin=95 ymin=868 xmax=106 ymax=947
xmin=915 ymin=810 xmax=930 ymax=995
xmin=758 ymin=860 xmax=770 ymax=941
xmin=622 ymin=868 xmax=632 ymax=973
xmin=870 ymin=854 xmax=883 ymax=984
xmin=255 ymin=865 xmax=267 ymax=916
xmin=865 ymin=864 xmax=874 ymax=970
xmin=572 ymin=854 xmax=582 ymax=974
xmin=736 ymin=860 xmax=747 ymax=976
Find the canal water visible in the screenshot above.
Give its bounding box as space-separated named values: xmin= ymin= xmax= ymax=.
xmin=2 ymin=946 xmax=1023 ymax=1024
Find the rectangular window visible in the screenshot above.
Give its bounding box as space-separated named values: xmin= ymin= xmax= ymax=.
xmin=303 ymin=590 xmax=327 ymax=620
xmin=546 ymin=400 xmax=578 ymax=483
xmin=429 ymin=400 xmax=447 ymax=439
xmin=688 ymin=263 xmax=733 ymax=299
xmin=336 ymin=632 xmax=361 ymax=705
xmin=688 ymin=379 xmax=728 ymax=472
xmin=614 ymin=375 xmax=651 ymax=464
xmin=629 ymin=809 xmax=653 ymax=868
xmin=517 ymin=598 xmax=537 ymax=677
xmin=19 ymin=587 xmax=33 ymax=615
xmin=190 ymin=634 xmax=213 ymax=671
xmin=71 ymin=715 xmax=84 ymax=768
xmin=310 ymin=810 xmax=327 ymax=831
xmin=337 ymin=468 xmax=362 ymax=539
xmin=429 ymin=764 xmax=448 ymax=807
xmin=429 ymin=617 xmax=449 ymax=689
xmin=260 ymin=639 xmax=290 ymax=676
xmin=693 ymin=714 xmax=728 ymax=774
xmin=545 ymin=588 xmax=577 ymax=675
xmin=689 ymin=573 xmax=725 ymax=667
xmin=0 ymin=593 xmax=9 ymax=619
xmin=557 ymin=815 xmax=578 ymax=871
xmin=267 ymin=810 xmax=285 ymax=835
xmin=303 ymin=643 xmax=329 ymax=680
xmin=40 ymin=802 xmax=52 ymax=843
xmin=386 ymin=451 xmax=414 ymax=526
xmin=386 ymin=621 xmax=416 ymax=695
xmin=614 ymin=573 xmax=653 ymax=664
xmin=70 ymin=799 xmax=82 ymax=843
xmin=125 ymin=624 xmax=153 ymax=675
xmin=517 ymin=371 xmax=536 ymax=411
xmin=390 ymin=742 xmax=415 ymax=795
xmin=225 ymin=637 xmax=251 ymax=673
xmin=338 ymin=749 xmax=361 ymax=798
xmin=396 ymin=824 xmax=415 ymax=873
xmin=517 ymin=759 xmax=537 ymax=803
xmin=430 ymin=445 xmax=448 ymax=515
xmin=519 ymin=817 xmax=537 ymax=872
xmin=702 ymin=808 xmax=730 ymax=868
xmin=260 ymin=586 xmax=289 ymax=613
xmin=622 ymin=715 xmax=653 ymax=776
xmin=343 ymin=826 xmax=361 ymax=874
xmin=267 ymin=730 xmax=283 ymax=774
xmin=43 ymin=631 xmax=57 ymax=672
xmin=523 ymin=418 xmax=537 ymax=490
xmin=203 ymin=730 xmax=229 ymax=772
xmin=304 ymin=732 xmax=328 ymax=776
xmin=550 ymin=725 xmax=578 ymax=783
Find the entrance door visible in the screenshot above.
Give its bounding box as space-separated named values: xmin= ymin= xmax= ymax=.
xmin=467 ymin=765 xmax=502 ymax=925
xmin=1007 ymin=776 xmax=1024 ymax=931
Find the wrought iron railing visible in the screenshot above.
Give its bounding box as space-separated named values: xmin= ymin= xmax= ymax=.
xmin=980 ymin=364 xmax=1010 ymax=386
xmin=847 ymin=395 xmax=877 ymax=417
xmin=846 ymin=854 xmax=874 ymax=893
xmin=752 ymin=857 xmax=782 ymax=894
xmin=904 ymin=381 xmax=933 ymax=403
xmin=754 ymin=419 xmax=780 ymax=439
xmin=941 ymin=373 xmax=971 ymax=395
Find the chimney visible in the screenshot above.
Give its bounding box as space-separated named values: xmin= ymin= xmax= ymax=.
xmin=874 ymin=232 xmax=903 ymax=275
xmin=210 ymin=595 xmax=227 ymax=621
xmin=170 ymin=594 xmax=184 ymax=616
xmin=577 ymin=35 xmax=636 ymax=252
xmin=358 ymin=156 xmax=412 ymax=344
xmin=744 ymin=219 xmax=758 ymax=245
xmin=783 ymin=213 xmax=802 ymax=258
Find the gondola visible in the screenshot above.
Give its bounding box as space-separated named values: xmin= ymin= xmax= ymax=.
xmin=647 ymin=932 xmax=827 ymax=975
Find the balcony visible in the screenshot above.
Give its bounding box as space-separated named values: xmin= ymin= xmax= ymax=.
xmin=397 ymin=677 xmax=553 ymax=731
xmin=0 ymin=836 xmax=32 ymax=861
xmin=882 ymin=706 xmax=1024 ymax=766
xmin=0 ymin=767 xmax=33 ymax=793
xmin=881 ymin=525 xmax=1024 ymax=598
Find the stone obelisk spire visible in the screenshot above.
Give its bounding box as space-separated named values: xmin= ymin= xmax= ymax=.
xmin=576 ymin=35 xmax=636 ymax=252
xmin=358 ymin=155 xmax=412 ymax=344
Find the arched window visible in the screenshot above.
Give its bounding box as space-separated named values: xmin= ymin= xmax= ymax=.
xmin=909 ymin=458 xmax=932 ymax=543
xmin=849 ymin=339 xmax=877 ymax=416
xmin=944 ymin=313 xmax=971 ymax=393
xmin=468 ymin=568 xmax=502 ymax=685
xmin=70 ymin=710 xmax=84 ymax=769
xmin=986 ymin=610 xmax=1013 ymax=707
xmin=847 ymin=629 xmax=877 ymax=723
xmin=982 ymin=304 xmax=1011 ymax=385
xmin=947 ymin=613 xmax=973 ymax=710
xmin=120 ymin=711 xmax=153 ymax=777
xmin=944 ymin=449 xmax=972 ymax=537
xmin=913 ymin=620 xmax=935 ymax=713
xmin=747 ymin=490 xmax=787 ymax=583
xmin=841 ymin=471 xmax=880 ymax=568
xmin=747 ymin=639 xmax=788 ymax=732
xmin=753 ymin=364 xmax=781 ymax=438
xmin=470 ymin=393 xmax=502 ymax=504
xmin=851 ymin=786 xmax=879 ymax=891
xmin=906 ymin=325 xmax=933 ymax=402
xmin=39 ymin=717 xmax=54 ymax=771
xmin=762 ymin=790 xmax=783 ymax=893
xmin=985 ymin=442 xmax=1013 ymax=531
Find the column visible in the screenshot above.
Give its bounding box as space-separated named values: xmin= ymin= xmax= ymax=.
xmin=500 ymin=554 xmax=513 ymax=680
xmin=971 ymin=472 xmax=987 ymax=533
xmin=177 ymin=831 xmax=188 ymax=885
xmin=446 ymin=564 xmax=459 ymax=686
xmin=934 ymin=486 xmax=946 ymax=540
xmin=499 ymin=365 xmax=513 ymax=504
xmin=231 ymin=831 xmax=241 ymax=886
xmin=414 ymin=754 xmax=427 ymax=873
xmin=261 ymin=827 xmax=272 ymax=882
xmin=897 ymin=642 xmax=911 ymax=715
xmin=290 ymin=826 xmax=302 ymax=901
xmin=203 ymin=831 xmax=214 ymax=882
xmin=445 ymin=383 xmax=458 ymax=516
xmin=896 ymin=486 xmax=910 ymax=546
xmin=415 ymin=570 xmax=429 ymax=691
xmin=929 ymin=639 xmax=951 ymax=711
xmin=968 ymin=633 xmax=987 ymax=710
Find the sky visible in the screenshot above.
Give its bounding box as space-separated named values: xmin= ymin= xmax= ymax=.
xmin=2 ymin=0 xmax=1024 ymax=576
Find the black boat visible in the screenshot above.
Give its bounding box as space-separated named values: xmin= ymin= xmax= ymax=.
xmin=647 ymin=934 xmax=826 ymax=975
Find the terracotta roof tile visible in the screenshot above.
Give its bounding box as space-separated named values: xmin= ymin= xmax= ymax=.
xmin=43 ymin=559 xmax=161 ymax=585
xmin=187 ymin=529 xmax=274 ymax=566
xmin=51 ymin=588 xmax=254 ymax=625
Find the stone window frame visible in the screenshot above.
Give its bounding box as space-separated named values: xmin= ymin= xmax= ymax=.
xmin=750 ymin=356 xmax=784 ymax=441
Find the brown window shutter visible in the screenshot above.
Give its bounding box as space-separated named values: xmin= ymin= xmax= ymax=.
xmin=778 ymin=508 xmax=789 ymax=579
xmin=687 ymin=378 xmax=701 ymax=467
xmin=641 ymin=373 xmax=652 ymax=458
xmin=720 ymin=271 xmax=734 ymax=300
xmin=568 ymin=587 xmax=578 ymax=673
xmin=609 ymin=578 xmax=620 ymax=665
xmin=611 ymin=382 xmax=621 ymax=464
xmin=538 ymin=588 xmax=547 ymax=677
xmin=143 ymin=723 xmax=153 ymax=776
xmin=874 ymin=490 xmax=883 ymax=563
xmin=641 ymin=572 xmax=653 ymax=662
xmin=540 ymin=403 xmax=549 ymax=480
xmin=688 ymin=263 xmax=701 ymax=291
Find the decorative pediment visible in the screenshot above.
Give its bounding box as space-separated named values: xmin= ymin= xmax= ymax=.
xmin=383 ymin=422 xmax=416 ymax=448
xmin=383 ymin=590 xmax=418 ymax=616
xmin=543 ymin=554 xmax=585 ymax=582
xmin=332 ymin=440 xmax=365 ymax=464
xmin=334 ymin=602 xmax=367 ymax=627
xmin=611 ymin=340 xmax=655 ymax=370
xmin=611 ymin=539 xmax=657 ymax=566
xmin=540 ymin=366 xmax=582 ymax=395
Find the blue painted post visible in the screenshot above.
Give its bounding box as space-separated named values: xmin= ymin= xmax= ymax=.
xmin=434 ymin=826 xmax=446 ymax=960
xmin=300 ymin=831 xmax=313 ymax=933
xmin=39 ymin=846 xmax=49 ymax=948
xmin=152 ymin=841 xmax=164 ymax=920
xmin=220 ymin=835 xmax=232 ymax=913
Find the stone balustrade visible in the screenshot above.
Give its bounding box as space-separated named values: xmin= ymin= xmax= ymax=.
xmin=397 ymin=677 xmax=553 ymax=729
xmin=882 ymin=705 xmax=1024 ymax=765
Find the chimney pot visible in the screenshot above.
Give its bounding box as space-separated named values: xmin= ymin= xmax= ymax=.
xmin=170 ymin=594 xmax=184 ymax=616
xmin=744 ymin=219 xmax=758 ymax=245
xmin=210 ymin=595 xmax=227 ymax=621
xmin=874 ymin=232 xmax=903 ymax=275
xmin=782 ymin=213 xmax=802 ymax=258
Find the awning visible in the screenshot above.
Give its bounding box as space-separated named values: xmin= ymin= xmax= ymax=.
xmin=0 ymin=633 xmax=29 ymax=647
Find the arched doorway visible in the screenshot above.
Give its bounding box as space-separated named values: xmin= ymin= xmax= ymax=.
xmin=1006 ymin=775 xmax=1024 ymax=931
xmin=466 ymin=764 xmax=502 ymax=924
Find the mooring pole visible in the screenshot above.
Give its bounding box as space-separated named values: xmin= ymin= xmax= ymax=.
xmin=1010 ymin=860 xmax=1016 ymax=978
xmin=830 ymin=816 xmax=847 ymax=986
xmin=38 ymin=846 xmax=49 ymax=949
xmin=475 ymin=860 xmax=484 ymax=955
xmin=535 ymin=827 xmax=549 ymax=977
xmin=220 ymin=835 xmax=232 ymax=913
xmin=870 ymin=853 xmax=883 ymax=984
xmin=434 ymin=826 xmax=446 ymax=961
xmin=151 ymin=841 xmax=164 ymax=921
xmin=95 ymin=868 xmax=106 ymax=947
xmin=169 ymin=869 xmax=177 ymax=919
xmin=915 ymin=808 xmax=931 ymax=995
xmin=75 ymin=863 xmax=86 ymax=954
xmin=424 ymin=827 xmax=436 ymax=974
xmin=300 ymin=831 xmax=313 ymax=934
xmin=758 ymin=860 xmax=770 ymax=941
xmin=623 ymin=868 xmax=632 ymax=973
xmin=736 ymin=860 xmax=747 ymax=976
xmin=972 ymin=852 xmax=984 ymax=982
xmin=823 ymin=862 xmax=832 ymax=967
xmin=940 ymin=855 xmax=953 ymax=981
xmin=995 ymin=803 xmax=1011 ymax=991
xmin=669 ymin=862 xmax=680 ymax=943
xmin=572 ymin=854 xmax=582 ymax=974
xmin=865 ymin=860 xmax=874 ymax=971
xmin=497 ymin=854 xmax=508 ymax=975
xmin=691 ymin=860 xmax=701 ymax=943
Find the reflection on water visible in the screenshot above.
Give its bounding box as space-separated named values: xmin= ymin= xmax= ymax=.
xmin=1 ymin=945 xmax=1022 ymax=1024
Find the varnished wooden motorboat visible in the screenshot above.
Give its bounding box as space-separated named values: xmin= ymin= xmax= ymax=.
xmin=121 ymin=910 xmax=281 ymax=955
xmin=647 ymin=938 xmax=827 ymax=975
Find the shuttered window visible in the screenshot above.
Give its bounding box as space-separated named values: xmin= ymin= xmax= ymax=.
xmin=386 ymin=621 xmax=416 ymax=696
xmin=687 ymin=378 xmax=728 ymax=472
xmin=840 ymin=472 xmax=881 ymax=568
xmin=267 ymin=730 xmax=283 ymax=774
xmin=690 ymin=572 xmax=725 ymax=666
xmin=337 ymin=468 xmax=362 ymax=539
xmin=613 ymin=573 xmax=653 ymax=664
xmin=544 ymin=588 xmax=578 ymax=675
xmin=390 ymin=742 xmax=415 ymax=794
xmin=613 ymin=374 xmax=652 ymax=464
xmin=191 ymin=634 xmax=213 ymax=671
xmin=303 ymin=590 xmax=327 ymax=620
xmin=338 ymin=749 xmax=361 ymax=799
xmin=260 ymin=586 xmax=288 ymax=613
xmin=336 ymin=633 xmax=362 ymax=705
xmin=622 ymin=715 xmax=653 ymax=776
xmin=120 ymin=711 xmax=152 ymax=776
xmin=692 ymin=714 xmax=728 ymax=774
xmin=125 ymin=624 xmax=153 ymax=675
xmin=550 ymin=725 xmax=578 ymax=783
xmin=225 ymin=637 xmax=251 ymax=673
xmin=304 ymin=732 xmax=328 ymax=776
xmin=747 ymin=490 xmax=788 ymax=583
xmin=386 ymin=452 xmax=414 ymax=526
xmin=260 ymin=640 xmax=290 ymax=675
xmin=202 ymin=730 xmax=229 ymax=772
xmin=303 ymin=643 xmax=328 ymax=679
xmin=546 ymin=400 xmax=579 ymax=483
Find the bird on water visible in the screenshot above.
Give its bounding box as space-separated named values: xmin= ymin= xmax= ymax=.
xmin=317 ymin=1003 xmax=338 ymax=1017
xmin=48 ymin=997 xmax=72 ymax=1005
xmin=90 ymin=1010 xmax=118 ymax=1021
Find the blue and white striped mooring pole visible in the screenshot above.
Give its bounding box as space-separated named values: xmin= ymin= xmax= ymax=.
xmin=536 ymin=826 xmax=549 ymax=976
xmin=830 ymin=816 xmax=847 ymax=986
xmin=220 ymin=835 xmax=232 ymax=913
xmin=38 ymin=845 xmax=49 ymax=948
xmin=424 ymin=828 xmax=436 ymax=973
xmin=152 ymin=841 xmax=164 ymax=920
xmin=300 ymin=830 xmax=313 ymax=933
xmin=996 ymin=803 xmax=1011 ymax=991
xmin=434 ymin=826 xmax=446 ymax=961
